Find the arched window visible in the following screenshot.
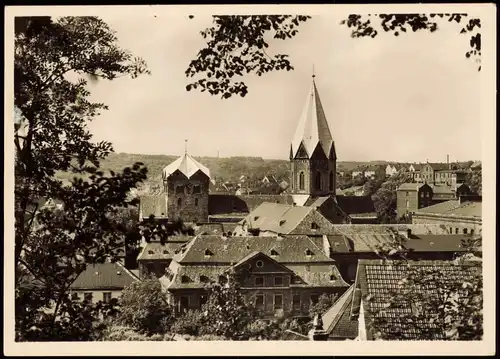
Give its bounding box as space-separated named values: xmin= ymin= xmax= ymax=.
xmin=299 ymin=172 xmax=305 ymax=190
xmin=194 ymin=198 xmax=199 ymax=206
xmin=315 ymin=171 xmax=321 ymax=190
xmin=177 ymin=198 xmax=182 ymax=207
xmin=329 ymin=171 xmax=334 ymax=191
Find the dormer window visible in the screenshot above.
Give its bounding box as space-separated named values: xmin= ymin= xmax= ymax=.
xmin=305 ymin=249 xmax=314 ymax=257
xmin=279 ymin=220 xmax=286 ymax=226
xmin=148 ymin=250 xmax=154 ymax=255
xmin=329 ymin=274 xmax=336 ymax=281
xmin=204 ymin=249 xmax=213 ymax=257
xmin=200 ymin=275 xmax=209 ymax=283
xmin=254 ymin=216 xmax=260 ymax=221
xmin=163 ymin=250 xmax=169 ymax=255
xmin=181 ymin=275 xmax=190 ymax=283
xmin=311 ymin=222 xmax=319 ymax=230
xmin=270 ymin=249 xmax=279 ymax=257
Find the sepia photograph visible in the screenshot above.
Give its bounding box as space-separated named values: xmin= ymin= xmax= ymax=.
xmin=5 ymin=3 xmax=496 ymax=356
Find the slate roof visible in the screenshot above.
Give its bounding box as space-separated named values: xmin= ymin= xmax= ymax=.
xmin=352 ymin=259 xmax=482 ymax=340
xmin=322 ymin=285 xmax=358 ymax=340
xmin=162 ymin=153 xmax=211 ymax=179
xmin=240 ymin=202 xmax=314 ymax=234
xmin=291 ymin=78 xmax=335 ymax=159
xmin=330 ymin=226 xmax=469 ymax=253
xmin=193 ymin=222 xmax=240 ymax=236
xmin=139 ymin=195 xmax=167 ymax=219
xmin=415 ymin=200 xmax=481 ymax=219
xmin=137 ymin=239 xmax=191 ymax=261
xmin=335 ymin=195 xmax=376 ymax=216
xmin=71 ymin=262 xmax=139 ymax=290
xmin=174 ymin=235 xmax=334 ymax=264
xmin=208 ymin=194 xmax=295 ymax=215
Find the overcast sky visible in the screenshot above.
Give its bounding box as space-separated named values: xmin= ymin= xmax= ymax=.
xmin=86 ymin=12 xmax=481 ymax=163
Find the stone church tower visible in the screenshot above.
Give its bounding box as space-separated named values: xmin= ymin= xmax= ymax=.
xmin=289 ymin=75 xmax=337 ymax=202
xmin=162 ymin=152 xmax=210 ymax=224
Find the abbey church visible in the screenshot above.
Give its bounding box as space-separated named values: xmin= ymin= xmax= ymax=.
xmin=139 ymin=75 xmax=377 ymax=227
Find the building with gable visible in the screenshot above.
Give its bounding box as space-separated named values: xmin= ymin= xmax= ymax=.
xmin=159 ymin=235 xmax=349 ymax=317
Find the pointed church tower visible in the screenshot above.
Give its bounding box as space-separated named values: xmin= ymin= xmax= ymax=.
xmin=290 ymin=74 xmax=337 ymax=199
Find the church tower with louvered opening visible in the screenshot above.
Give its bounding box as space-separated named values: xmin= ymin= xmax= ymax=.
xmin=289 ymin=74 xmax=337 ymax=199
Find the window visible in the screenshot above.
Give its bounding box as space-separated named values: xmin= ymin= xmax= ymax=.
xmin=292 ymin=294 xmax=301 ymax=309
xmin=310 ymin=294 xmax=319 ymax=305
xmin=194 ymin=198 xmax=199 ymax=206
xmin=279 ymin=220 xmax=286 ymax=226
xmin=311 ymin=222 xmax=319 ymax=230
xmin=449 ymin=227 xmax=453 ymax=233
xmin=270 ymin=249 xmax=279 ymax=257
xmin=315 ymin=172 xmax=322 ymax=190
xmin=84 ymin=292 xmax=93 ymax=302
xmin=181 ymin=275 xmax=190 ymax=283
xmin=204 ymin=249 xmax=213 ymax=257
xmin=305 ymin=265 xmax=310 ymax=272
xmin=103 ymin=292 xmax=112 ymax=303
xmin=274 ymin=294 xmax=283 ymax=310
xmin=177 ymin=197 xmax=182 ymax=207
xmin=455 ymin=228 xmax=459 ymax=234
xmin=305 ymin=249 xmax=314 ymax=257
xmin=193 ymin=185 xmax=201 ymax=194
xmin=255 ymin=276 xmax=264 ymax=287
xmin=175 ymin=185 xmax=184 ymax=194
xmin=463 ymin=228 xmax=468 ymax=234
xmin=200 ymin=275 xmax=209 ymax=283
xmin=256 ymin=260 xmax=264 ymax=268
xmin=255 ymin=293 xmax=265 ymax=308
xmin=329 ymin=171 xmax=334 ymax=191
xmin=299 ymin=172 xmax=305 ymax=190
xmin=274 ymin=276 xmax=284 ymax=287
xmin=200 ymin=294 xmax=208 ymax=307
xmin=71 ymin=292 xmax=79 ymax=300
xmin=471 ymin=229 xmax=475 ymax=235
xmin=329 ymin=274 xmax=336 ymax=281
xmin=179 ymin=296 xmax=190 ymax=312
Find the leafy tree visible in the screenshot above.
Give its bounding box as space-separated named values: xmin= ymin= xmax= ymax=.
xmin=14 ymin=16 xmax=150 ymax=341
xmin=363 ymin=179 xmax=384 ymax=197
xmin=466 ymin=170 xmax=482 ymax=195
xmin=170 ymin=309 xmax=205 ymax=337
xmin=197 ymin=268 xmax=257 ymax=339
xmin=340 ymin=13 xmax=481 ymax=71
xmin=352 ymin=174 xmax=368 ymax=187
xmin=117 ymin=279 xmax=173 ymax=335
xmin=309 ymin=293 xmax=337 ymax=318
xmin=185 ymin=15 xmax=311 ymax=98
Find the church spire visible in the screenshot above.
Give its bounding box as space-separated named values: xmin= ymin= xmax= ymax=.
xmin=290 ymin=75 xmax=335 ymax=159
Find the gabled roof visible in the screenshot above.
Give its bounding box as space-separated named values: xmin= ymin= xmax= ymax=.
xmin=352 ymin=259 xmax=482 ymax=340
xmin=322 ymin=285 xmax=358 ymax=340
xmin=70 ymin=261 xmax=139 ymax=290
xmin=137 ymin=239 xmax=191 ymax=261
xmin=291 ymin=78 xmax=335 ymax=159
xmin=415 ymin=199 xmax=481 ymax=219
xmin=241 ymin=202 xmax=314 ymax=234
xmin=162 ymin=153 xmax=211 ymax=180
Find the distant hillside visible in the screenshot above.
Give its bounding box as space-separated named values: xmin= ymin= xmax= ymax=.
xmin=54 ymin=152 xmax=474 ymax=188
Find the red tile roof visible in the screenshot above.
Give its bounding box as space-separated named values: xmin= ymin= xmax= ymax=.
xmin=71 ymin=262 xmax=139 ymax=290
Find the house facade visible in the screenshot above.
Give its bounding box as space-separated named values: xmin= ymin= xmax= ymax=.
xmin=159 ymin=235 xmax=349 ymax=318
xmin=396 ymin=183 xmax=434 ymax=217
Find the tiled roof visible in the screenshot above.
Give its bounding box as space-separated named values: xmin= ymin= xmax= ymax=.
xmin=139 ymin=195 xmax=167 ymax=219
xmin=332 ymin=224 xmax=451 ymax=236
xmin=240 ymin=202 xmax=314 ymax=234
xmin=162 ymin=153 xmax=211 ymax=180
xmin=415 ymin=200 xmax=481 ymax=219
xmin=470 ymin=161 xmax=481 ymax=169
xmin=426 ymin=163 xmax=450 ymax=171
xmin=304 ymin=196 xmax=330 ymax=208
xmin=71 ymin=262 xmax=139 ymax=290
xmin=353 ymin=259 xmax=482 ymax=340
xmin=174 ymin=235 xmax=334 ymax=264
xmin=326 ymin=235 xmax=352 ymax=253
xmin=291 ymin=79 xmax=335 ymax=159
xmin=282 ymin=330 xmax=309 ymax=341
xmin=160 ymin=265 xmax=227 ymax=290
xmin=335 ymin=196 xmax=376 ymax=215
xmin=322 ymin=285 xmax=358 ymax=340
xmin=137 ymin=239 xmax=191 ymax=261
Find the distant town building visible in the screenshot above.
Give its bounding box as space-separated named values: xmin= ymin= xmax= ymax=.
xmin=70 ymin=261 xmax=139 ymax=304
xmin=412 ymin=195 xmax=482 ymax=235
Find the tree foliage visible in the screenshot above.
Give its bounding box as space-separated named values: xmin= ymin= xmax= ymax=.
xmin=309 ymin=293 xmax=337 ymax=318
xmin=14 ymin=16 xmax=150 ymax=341
xmin=372 ymin=170 xmax=413 ymax=222
xmin=185 ymin=15 xmax=311 ymax=99
xmin=466 ymin=170 xmax=482 ymax=195
xmin=340 ymin=13 xmax=481 ymax=71
xmin=118 ymin=279 xmax=173 ymax=335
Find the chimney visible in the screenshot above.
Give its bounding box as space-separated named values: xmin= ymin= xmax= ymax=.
xmin=447 ymin=155 xmax=450 ymax=169
xmin=308 ymin=314 xmax=329 ymax=341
